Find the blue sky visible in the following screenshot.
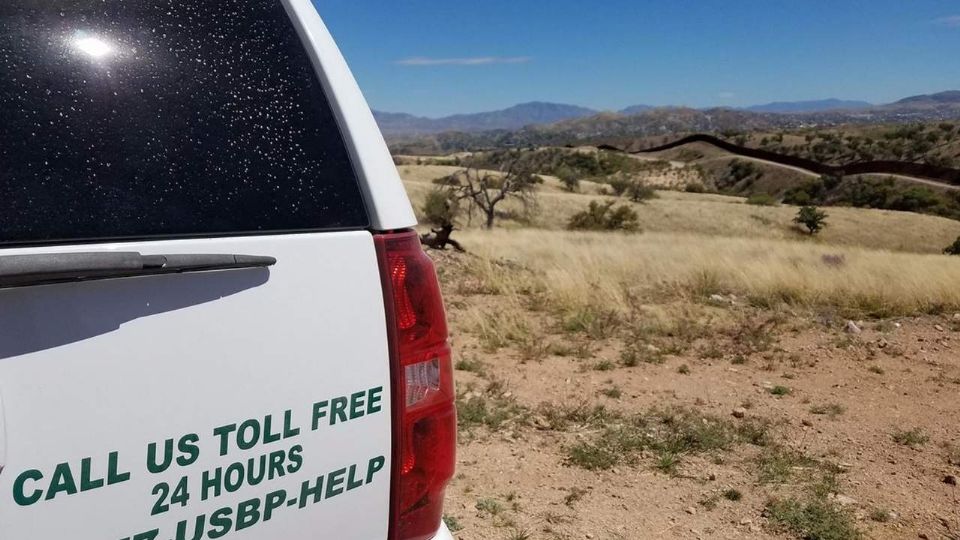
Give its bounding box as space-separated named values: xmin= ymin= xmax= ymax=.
xmin=314 ymin=0 xmax=960 ymax=118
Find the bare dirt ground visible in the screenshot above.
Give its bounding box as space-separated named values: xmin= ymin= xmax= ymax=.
xmin=435 ymin=250 xmax=960 ymax=540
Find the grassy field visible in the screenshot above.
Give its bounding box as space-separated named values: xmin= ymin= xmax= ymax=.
xmin=456 ymin=229 xmax=960 ymax=318
xmin=399 ymin=163 xmax=960 ymax=254
xmin=399 ymin=161 xmax=960 ymax=540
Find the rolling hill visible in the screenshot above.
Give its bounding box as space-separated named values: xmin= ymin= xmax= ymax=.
xmin=745 ymin=99 xmax=873 ymax=113
xmin=386 ymin=92 xmax=960 ymax=154
xmin=373 ymin=102 xmax=597 ymax=136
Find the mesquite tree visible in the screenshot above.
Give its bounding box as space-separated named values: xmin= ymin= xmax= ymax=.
xmin=419 ymin=189 xmax=465 ymax=252
xmin=435 ymin=162 xmax=542 ymax=229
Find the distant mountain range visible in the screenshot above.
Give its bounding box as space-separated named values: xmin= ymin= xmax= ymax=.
xmin=895 ymin=90 xmax=960 ymax=106
xmin=385 ymin=91 xmax=960 ymax=155
xmin=374 ymin=102 xmax=596 ymax=136
xmin=745 ymin=99 xmax=873 ymax=113
xmin=375 ymin=91 xmax=960 ymax=139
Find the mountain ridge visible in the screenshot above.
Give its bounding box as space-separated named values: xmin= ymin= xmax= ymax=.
xmin=377 ymin=90 xmax=960 ymax=141
xmin=745 ymin=99 xmax=873 ymax=113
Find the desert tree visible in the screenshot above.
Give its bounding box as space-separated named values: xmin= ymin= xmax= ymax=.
xmin=419 ymin=189 xmax=465 ymax=252
xmin=556 ymin=166 xmax=581 ymax=193
xmin=435 ymin=159 xmax=542 ymax=229
xmin=944 ymin=236 xmax=960 ymax=256
xmin=567 ymin=200 xmax=640 ymax=232
xmin=794 ymin=206 xmax=829 ymax=235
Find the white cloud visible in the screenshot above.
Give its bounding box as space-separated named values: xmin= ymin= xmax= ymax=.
xmin=934 ymin=15 xmax=960 ymax=27
xmin=718 ymin=92 xmax=736 ymax=99
xmin=395 ymin=56 xmax=532 ymax=66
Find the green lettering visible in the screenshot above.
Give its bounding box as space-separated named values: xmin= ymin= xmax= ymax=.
xmin=262 ymin=415 xmax=281 ymax=444
xmin=147 ymin=439 xmax=174 ymax=474
xmin=177 ymin=434 xmax=200 ymax=467
xmin=237 ymin=419 xmax=260 ymax=451
xmin=366 ymin=456 xmax=386 ymax=484
xmin=325 ymin=467 xmax=346 ymax=498
xmin=79 ymin=457 xmax=104 ymax=491
xmin=298 ymin=475 xmax=325 ymax=508
xmin=330 ymin=398 xmax=348 ymax=425
xmin=174 ymin=516 xmax=204 ymax=540
xmin=207 ymin=507 xmax=233 ymax=539
xmin=283 ymin=410 xmax=301 ymax=438
xmin=346 ymin=464 xmax=363 ymax=491
xmin=311 ymin=401 xmax=329 ymax=430
xmin=287 ymin=445 xmax=304 ymax=474
xmin=201 ymin=467 xmax=222 ymax=501
xmin=107 ymin=451 xmax=131 ymax=485
xmin=213 ymin=423 xmax=238 ymax=456
xmin=247 ymin=454 xmax=267 ymax=486
xmin=235 ymin=498 xmax=261 ymax=531
xmin=12 ymin=469 xmax=43 ymax=506
xmin=45 ymin=463 xmax=78 ymax=501
xmin=268 ymin=450 xmax=285 ymax=479
xmin=224 ymin=462 xmax=244 ymax=493
xmin=263 ymin=490 xmax=286 ymax=522
xmin=368 ymin=387 xmax=384 ymax=414
xmin=349 ymin=391 xmax=366 ymax=420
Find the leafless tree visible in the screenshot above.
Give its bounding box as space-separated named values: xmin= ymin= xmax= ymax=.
xmin=436 ymin=162 xmax=542 ymax=229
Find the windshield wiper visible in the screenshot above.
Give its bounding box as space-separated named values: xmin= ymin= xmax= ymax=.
xmin=0 ymin=252 xmax=276 ymax=290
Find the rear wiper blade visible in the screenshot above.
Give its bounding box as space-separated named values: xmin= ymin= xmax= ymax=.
xmin=0 ymin=252 xmax=276 ymax=290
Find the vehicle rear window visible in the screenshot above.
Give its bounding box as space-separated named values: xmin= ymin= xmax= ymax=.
xmin=0 ymin=0 xmax=367 ymax=246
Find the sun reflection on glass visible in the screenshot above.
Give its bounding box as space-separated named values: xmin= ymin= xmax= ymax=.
xmin=72 ymin=36 xmax=115 ymax=59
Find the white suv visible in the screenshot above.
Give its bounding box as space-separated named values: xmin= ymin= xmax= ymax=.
xmin=0 ymin=1 xmax=456 ymax=539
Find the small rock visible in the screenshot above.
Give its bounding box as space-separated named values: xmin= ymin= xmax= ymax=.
xmin=739 ymin=518 xmax=753 ymax=526
xmin=953 ymin=313 xmax=960 ymax=321
xmin=935 ymin=324 xmax=945 ymax=332
xmin=709 ymin=294 xmax=727 ymax=304
xmin=685 ymin=506 xmax=697 ymax=515
xmin=732 ymin=407 xmax=747 ymax=419
xmin=707 ymin=472 xmax=717 ymax=481
xmin=918 ymin=533 xmax=929 ymax=539
xmin=802 ymin=419 xmax=814 ymax=427
xmin=944 ymin=475 xmax=958 ymax=486
xmin=845 ymin=321 xmax=862 ymax=334
xmin=877 ymin=338 xmax=889 ymax=349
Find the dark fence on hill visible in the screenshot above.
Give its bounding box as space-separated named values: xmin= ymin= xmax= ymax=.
xmin=603 ymin=134 xmax=960 ymax=187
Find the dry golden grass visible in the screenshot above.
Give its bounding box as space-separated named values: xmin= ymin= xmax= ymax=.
xmin=400 ymin=164 xmax=960 ymax=253
xmin=455 ymin=229 xmax=960 ymax=317
xmin=400 ymin=162 xmax=960 ymax=316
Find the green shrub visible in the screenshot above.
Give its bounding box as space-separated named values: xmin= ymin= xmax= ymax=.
xmin=891 ymin=427 xmax=929 ymax=447
xmin=944 ymin=236 xmax=960 ymax=255
xmin=794 ymin=206 xmax=828 ymax=235
xmin=568 ymin=201 xmax=640 ymax=232
xmin=766 ymin=497 xmax=861 ymax=540
xmin=421 ymin=189 xmax=459 ymax=227
xmin=607 ymin=174 xmax=632 ymax=196
xmin=746 ymin=193 xmax=779 ymax=206
xmin=627 ymin=181 xmax=659 ymax=203
xmin=556 ymin=166 xmax=581 ymax=193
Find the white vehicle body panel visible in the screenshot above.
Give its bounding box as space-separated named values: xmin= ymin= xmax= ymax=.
xmin=285 ymin=0 xmax=417 ymax=231
xmin=0 ymin=232 xmax=393 ymax=539
xmin=432 ymin=522 xmax=454 ymax=540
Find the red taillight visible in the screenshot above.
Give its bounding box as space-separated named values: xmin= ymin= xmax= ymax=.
xmin=376 ymin=230 xmax=456 ymax=540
